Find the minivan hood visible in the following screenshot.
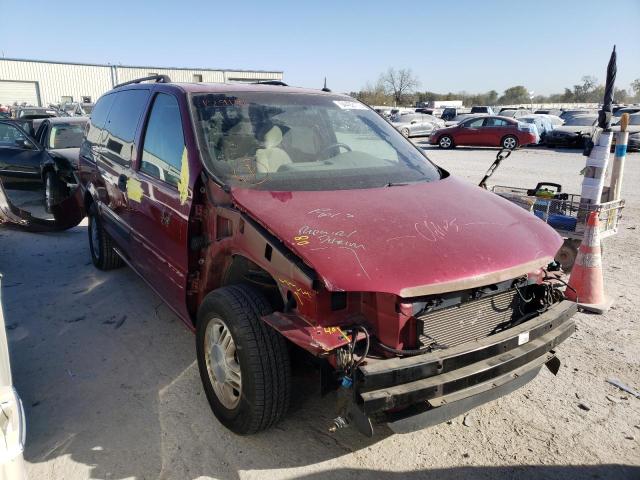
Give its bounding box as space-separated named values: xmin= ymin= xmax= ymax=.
xmin=231 ymin=176 xmax=562 ymax=297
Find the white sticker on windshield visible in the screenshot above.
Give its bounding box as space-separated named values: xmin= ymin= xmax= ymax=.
xmin=333 ymin=100 xmax=368 ymax=110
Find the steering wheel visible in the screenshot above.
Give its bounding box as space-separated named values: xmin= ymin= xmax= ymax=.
xmin=318 ymin=142 xmax=352 ymax=159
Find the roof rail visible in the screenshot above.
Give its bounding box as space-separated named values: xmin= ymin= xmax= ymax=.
xmin=252 ymin=80 xmax=288 ymax=86
xmin=114 ymin=74 xmax=171 ymax=89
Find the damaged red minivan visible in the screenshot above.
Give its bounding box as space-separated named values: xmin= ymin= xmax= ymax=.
xmin=70 ymin=76 xmax=575 ymax=436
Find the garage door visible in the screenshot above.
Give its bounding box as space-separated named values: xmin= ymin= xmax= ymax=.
xmin=0 ymin=81 xmax=40 ymax=106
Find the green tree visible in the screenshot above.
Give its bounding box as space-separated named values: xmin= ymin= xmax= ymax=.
xmin=498 ymin=86 xmax=530 ymax=105
xmin=356 ymin=80 xmax=391 ymax=106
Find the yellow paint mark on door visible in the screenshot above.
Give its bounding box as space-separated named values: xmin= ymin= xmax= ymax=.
xmin=126 ymin=178 xmax=143 ymax=203
xmin=178 ymin=147 xmax=190 ymax=205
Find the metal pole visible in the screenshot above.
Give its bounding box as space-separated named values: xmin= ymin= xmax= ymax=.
xmin=609 ymin=113 xmax=629 ymax=201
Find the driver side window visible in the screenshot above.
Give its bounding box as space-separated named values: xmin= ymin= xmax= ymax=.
xmin=140 ymin=93 xmax=185 ymax=187
xmin=0 ymin=123 xmax=32 ymax=149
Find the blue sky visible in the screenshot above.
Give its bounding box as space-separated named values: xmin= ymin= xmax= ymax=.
xmin=2 ymin=0 xmax=639 ymax=95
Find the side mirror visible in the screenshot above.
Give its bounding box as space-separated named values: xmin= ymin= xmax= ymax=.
xmin=16 ymin=139 xmax=33 ymax=149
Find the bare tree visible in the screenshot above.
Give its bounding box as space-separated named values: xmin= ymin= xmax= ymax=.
xmin=379 ymin=68 xmax=420 ymax=106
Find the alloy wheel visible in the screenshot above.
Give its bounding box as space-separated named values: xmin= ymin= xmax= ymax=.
xmin=503 ymin=137 xmax=517 ymax=149
xmin=439 ymin=136 xmax=452 ymax=148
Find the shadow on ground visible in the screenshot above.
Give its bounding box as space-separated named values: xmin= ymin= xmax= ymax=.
xmin=1 ymin=219 xmax=637 ymax=479
xmin=1 ymin=225 xmax=391 ymax=479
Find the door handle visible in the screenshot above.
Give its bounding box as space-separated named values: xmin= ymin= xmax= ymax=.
xmin=117 ymin=174 xmax=128 ymax=192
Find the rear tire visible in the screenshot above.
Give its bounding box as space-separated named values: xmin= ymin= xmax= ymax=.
xmin=401 ymin=128 xmax=410 ymax=138
xmin=88 ymin=203 xmax=123 ymax=270
xmin=502 ymin=135 xmax=518 ymax=149
xmin=439 ymin=135 xmax=454 ymax=149
xmin=196 ymin=284 xmax=291 ymax=434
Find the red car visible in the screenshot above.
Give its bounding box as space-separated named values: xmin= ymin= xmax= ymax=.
xmin=430 ymin=115 xmax=537 ymax=149
xmin=0 ymin=77 xmax=576 ymax=437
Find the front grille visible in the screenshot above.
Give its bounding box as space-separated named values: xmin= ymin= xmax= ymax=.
xmin=416 ymin=289 xmax=522 ymax=349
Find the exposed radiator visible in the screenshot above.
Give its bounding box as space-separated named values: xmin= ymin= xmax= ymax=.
xmin=416 ymin=289 xmax=522 ymax=349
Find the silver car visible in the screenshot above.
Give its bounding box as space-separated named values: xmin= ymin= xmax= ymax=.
xmin=391 ymin=113 xmax=444 ymax=138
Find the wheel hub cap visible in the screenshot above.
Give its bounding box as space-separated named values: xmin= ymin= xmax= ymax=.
xmin=205 ymin=319 xmax=241 ymax=409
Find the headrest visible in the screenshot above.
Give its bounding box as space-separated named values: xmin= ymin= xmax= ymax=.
xmin=263 ymin=126 xmax=283 ymax=148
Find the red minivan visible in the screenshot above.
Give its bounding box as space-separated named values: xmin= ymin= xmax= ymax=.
xmin=1 ymin=76 xmax=576 ymax=437
xmin=430 ymin=115 xmax=537 ymax=149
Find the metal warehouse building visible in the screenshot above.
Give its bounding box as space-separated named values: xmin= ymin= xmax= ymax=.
xmin=0 ymin=58 xmax=283 ymax=106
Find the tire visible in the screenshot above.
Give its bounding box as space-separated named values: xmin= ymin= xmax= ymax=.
xmin=87 ymin=203 xmax=123 ymax=270
xmin=44 ymin=171 xmax=66 ymax=213
xmin=439 ymin=135 xmax=454 ymax=149
xmin=501 ymin=135 xmax=519 ymax=150
xmin=196 ymin=284 xmax=291 ymax=434
xmin=401 ymin=128 xmax=410 ymax=138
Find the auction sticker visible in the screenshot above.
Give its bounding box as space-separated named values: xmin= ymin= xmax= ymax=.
xmin=518 ymin=331 xmax=530 ymax=345
xmin=333 ymin=100 xmax=368 ymax=110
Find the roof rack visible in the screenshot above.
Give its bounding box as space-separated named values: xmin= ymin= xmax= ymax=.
xmin=252 ymin=80 xmax=288 ymax=86
xmin=114 ymin=74 xmax=172 ymax=89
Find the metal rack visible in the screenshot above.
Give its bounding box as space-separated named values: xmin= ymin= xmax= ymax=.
xmin=492 ymin=185 xmax=625 ymax=240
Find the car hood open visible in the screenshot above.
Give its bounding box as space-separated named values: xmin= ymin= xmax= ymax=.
xmin=231 ymin=176 xmax=562 ymax=297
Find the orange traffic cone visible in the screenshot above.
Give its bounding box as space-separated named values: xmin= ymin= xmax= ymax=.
xmin=565 ymin=211 xmax=610 ymax=313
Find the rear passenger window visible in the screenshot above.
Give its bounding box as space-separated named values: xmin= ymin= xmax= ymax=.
xmin=140 ymin=93 xmax=185 ymax=187
xmin=485 ymin=118 xmax=508 ymax=127
xmin=86 ymin=93 xmax=114 ymax=145
xmin=104 ymin=89 xmax=149 ymax=164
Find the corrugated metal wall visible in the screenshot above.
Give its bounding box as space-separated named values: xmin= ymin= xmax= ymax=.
xmin=0 ymin=59 xmax=283 ymax=106
xmin=115 ymin=67 xmax=225 ymax=84
xmin=0 ymin=59 xmax=113 ymax=106
xmin=223 ymin=71 xmax=282 ymax=82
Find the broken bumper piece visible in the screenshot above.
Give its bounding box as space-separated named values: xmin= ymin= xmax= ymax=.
xmin=0 ymin=179 xmax=84 ymax=232
xmin=353 ymin=300 xmax=577 ymax=435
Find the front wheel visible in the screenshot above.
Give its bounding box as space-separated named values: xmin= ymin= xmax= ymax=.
xmin=501 ymin=135 xmax=519 ymax=149
xmin=401 ymin=128 xmax=410 ymax=138
xmin=196 ymin=284 xmax=291 ymax=434
xmin=439 ymin=135 xmax=454 ymax=149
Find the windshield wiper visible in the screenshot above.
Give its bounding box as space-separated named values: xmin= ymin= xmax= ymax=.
xmin=385 ymin=181 xmax=409 ymax=187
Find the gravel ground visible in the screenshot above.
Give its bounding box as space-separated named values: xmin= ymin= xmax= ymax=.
xmin=0 ymin=144 xmax=638 ymax=480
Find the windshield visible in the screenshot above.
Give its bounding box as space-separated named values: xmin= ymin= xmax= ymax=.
xmin=48 ymin=122 xmax=86 ymax=149
xmin=566 ymin=116 xmax=597 ymax=126
xmin=190 ymin=92 xmax=442 ymax=191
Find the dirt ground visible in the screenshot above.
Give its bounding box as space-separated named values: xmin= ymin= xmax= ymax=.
xmin=1 ymin=145 xmax=638 ymax=480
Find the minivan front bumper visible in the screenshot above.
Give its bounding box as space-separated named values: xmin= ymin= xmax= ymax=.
xmin=352 ymin=300 xmax=576 ymax=434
